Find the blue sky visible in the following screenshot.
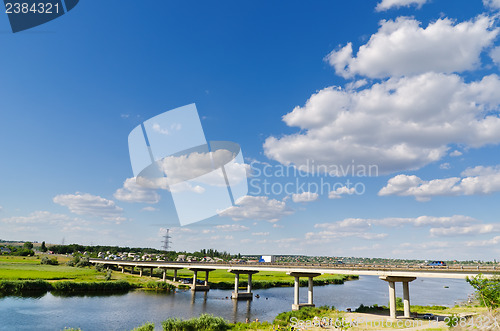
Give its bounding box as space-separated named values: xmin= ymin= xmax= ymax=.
xmin=3 ymin=0 xmax=500 ymax=260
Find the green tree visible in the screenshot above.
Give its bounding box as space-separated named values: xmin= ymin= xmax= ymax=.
xmin=466 ymin=274 xmax=500 ymax=309
xmin=41 ymin=241 xmax=47 ymax=252
xmin=23 ymin=242 xmax=33 ymax=250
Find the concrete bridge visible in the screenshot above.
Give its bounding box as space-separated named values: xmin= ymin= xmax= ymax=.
xmin=89 ymin=258 xmax=498 ymax=319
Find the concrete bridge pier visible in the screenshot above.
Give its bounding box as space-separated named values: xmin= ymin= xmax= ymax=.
xmin=288 ymin=272 xmax=321 ymax=310
xmin=229 ymin=270 xmax=259 ymax=300
xmin=150 ymin=267 xmax=154 ymax=277
xmin=160 ymin=268 xmax=181 ymax=282
xmin=379 ymin=276 xmax=416 ymax=319
xmin=139 ymin=267 xmax=143 ymax=277
xmin=189 ymin=268 xmax=214 ymax=291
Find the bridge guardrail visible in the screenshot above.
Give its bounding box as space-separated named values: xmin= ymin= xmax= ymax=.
xmin=88 ymin=258 xmax=500 ymax=274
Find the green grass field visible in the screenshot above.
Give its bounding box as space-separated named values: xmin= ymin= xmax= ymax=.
xmin=0 ymin=256 xmax=101 ymax=281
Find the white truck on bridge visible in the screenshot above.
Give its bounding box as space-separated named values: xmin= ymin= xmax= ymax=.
xmin=259 ymin=255 xmax=275 ymax=263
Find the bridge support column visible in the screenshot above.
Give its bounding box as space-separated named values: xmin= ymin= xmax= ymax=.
xmin=139 ymin=267 xmax=143 ymax=277
xmin=150 ymin=267 xmax=154 ymax=277
xmin=229 ymin=270 xmax=259 ymax=300
xmin=234 ymin=273 xmax=239 ymax=295
xmin=288 ymin=272 xmax=321 ymax=310
xmin=294 ymin=277 xmax=299 ymax=306
xmin=308 ymin=277 xmax=313 ymax=305
xmin=173 ymin=269 xmax=177 ymax=282
xmin=120 ymin=266 xmax=124 ymax=273
xmin=162 ymin=269 xmax=166 ymax=282
xmin=192 ymin=270 xmax=197 ymax=288
xmin=247 ymin=274 xmax=252 ymax=293
xmin=189 ymin=268 xmax=213 ymax=291
xmin=388 ymin=281 xmax=396 ymax=319
xmin=379 ymin=276 xmax=416 ymax=319
xmin=403 ymin=281 xmax=411 ymax=318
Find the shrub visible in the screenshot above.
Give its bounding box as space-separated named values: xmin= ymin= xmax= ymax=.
xmin=0 ymin=280 xmax=52 ymax=296
xmin=192 ymin=314 xmax=229 ymax=331
xmin=95 ymin=263 xmax=105 ymax=272
xmin=105 ymin=269 xmax=112 ymax=281
xmin=41 ymin=256 xmax=59 ymax=265
xmin=162 ymin=314 xmax=230 ymax=331
xmin=161 ymin=318 xmax=184 ymax=330
xmin=23 ymin=242 xmax=33 ymax=250
xmin=75 ymin=257 xmax=90 ymax=268
xmin=14 ymin=249 xmax=34 ymax=256
xmin=145 ymin=281 xmax=175 ymax=291
xmin=67 ymin=255 xmax=87 ymax=267
xmin=273 ymin=306 xmax=333 ymax=327
xmin=230 ymin=321 xmax=272 ymax=330
xmin=395 ymin=297 xmax=404 ymax=309
xmin=51 ymin=281 xmax=132 ymax=293
xmin=132 ymin=322 xmax=155 ymax=331
xmin=445 ymin=313 xmax=459 ymax=328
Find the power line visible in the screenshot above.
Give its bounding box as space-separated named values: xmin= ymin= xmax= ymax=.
xmin=162 ymin=229 xmax=172 ymax=251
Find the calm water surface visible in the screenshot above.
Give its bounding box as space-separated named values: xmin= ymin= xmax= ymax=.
xmin=0 ymin=276 xmax=474 ymax=331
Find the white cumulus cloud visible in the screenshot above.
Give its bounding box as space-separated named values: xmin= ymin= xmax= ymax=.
xmin=490 ymin=46 xmax=500 ymax=67
xmin=376 ymin=0 xmax=428 ymax=11
xmin=215 ymin=224 xmax=250 ymax=232
xmin=326 ymin=16 xmax=498 ymax=79
xmin=114 ymin=178 xmax=160 ymax=204
xmin=431 ymin=224 xmax=500 ymax=237
xmin=314 ymin=215 xmax=474 ymax=230
xmin=466 ymin=236 xmax=500 ymax=247
xmin=53 ymin=193 xmax=125 ymax=223
xmin=484 ymin=0 xmax=500 ymax=9
xmin=379 ymin=166 xmax=500 ymax=201
xmin=218 ymin=195 xmax=293 ymax=222
xmin=329 ymin=186 xmax=356 ymax=199
xmin=264 ymin=73 xmax=500 ymax=175
xmin=292 ymin=192 xmax=318 ymax=203
xmin=0 ymin=211 xmax=93 ymax=234
xmin=307 ymin=215 xmax=477 ymax=242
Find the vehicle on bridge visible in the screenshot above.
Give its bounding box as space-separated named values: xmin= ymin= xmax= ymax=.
xmin=259 ymin=255 xmax=275 ymax=263
xmin=427 ymin=261 xmax=446 ymax=266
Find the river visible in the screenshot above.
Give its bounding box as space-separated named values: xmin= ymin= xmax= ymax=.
xmin=0 ymin=276 xmax=474 ymax=331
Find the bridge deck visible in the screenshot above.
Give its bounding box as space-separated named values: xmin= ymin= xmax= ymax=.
xmin=89 ymin=259 xmax=499 ymax=279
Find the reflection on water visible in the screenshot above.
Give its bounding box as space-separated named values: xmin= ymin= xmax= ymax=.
xmin=50 ymin=290 xmax=130 ymax=298
xmin=0 ymin=276 xmax=474 ymax=331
